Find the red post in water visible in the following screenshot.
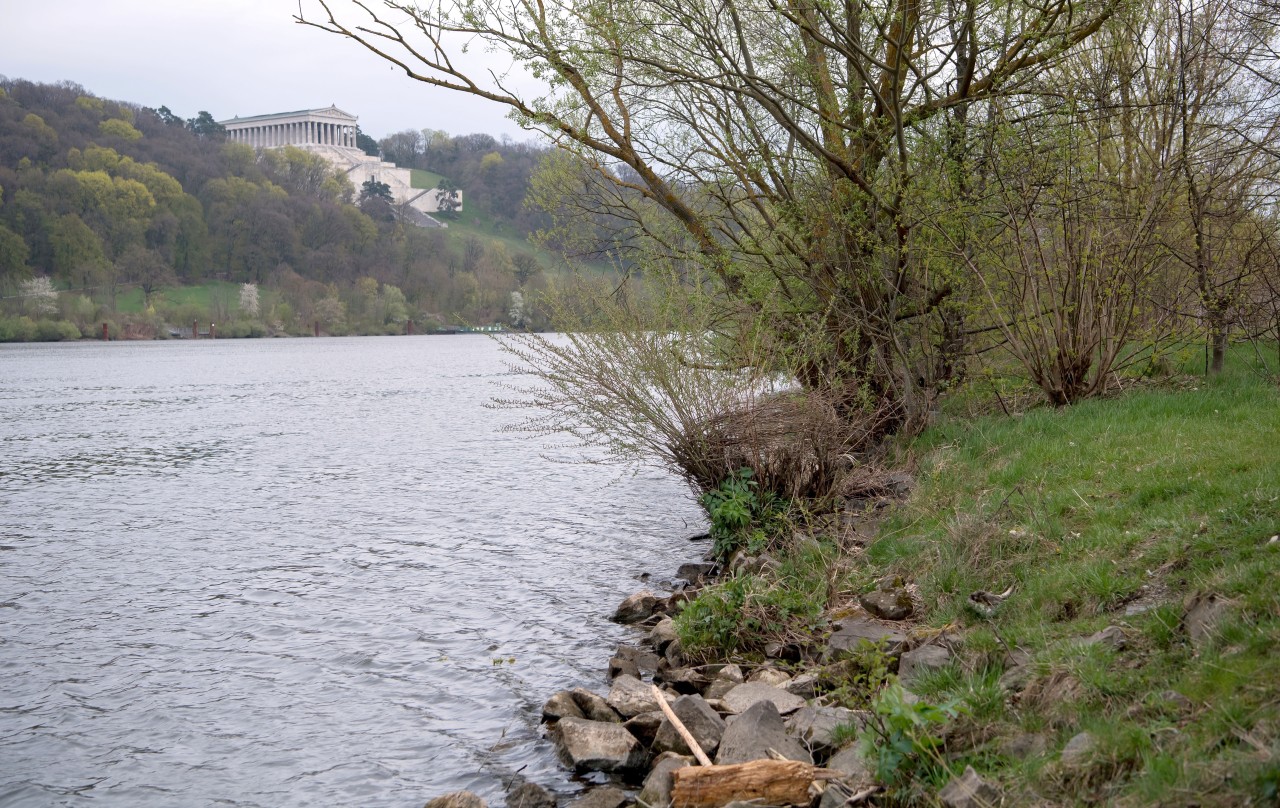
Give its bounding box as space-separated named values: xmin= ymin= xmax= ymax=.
xmin=210 ymin=323 xmax=217 ymax=340
xmin=102 ymin=322 xmax=109 ymax=341
xmin=314 ymin=321 xmax=320 ymax=338
xmin=407 ymin=319 xmax=414 ymax=336
xmin=193 ymin=320 xmax=199 ymax=340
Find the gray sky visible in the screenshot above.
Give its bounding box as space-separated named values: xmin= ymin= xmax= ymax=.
xmin=1 ymin=0 xmax=534 ymax=141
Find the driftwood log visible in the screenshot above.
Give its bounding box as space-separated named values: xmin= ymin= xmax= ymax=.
xmin=671 ymin=759 xmax=839 ymax=808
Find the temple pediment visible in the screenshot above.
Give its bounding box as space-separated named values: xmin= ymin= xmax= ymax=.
xmin=219 ymin=106 xmax=358 ymax=126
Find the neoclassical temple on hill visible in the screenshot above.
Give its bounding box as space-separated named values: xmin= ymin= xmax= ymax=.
xmin=221 ymin=106 xmax=359 ymax=149
xmin=218 ymin=106 xmax=459 ymax=224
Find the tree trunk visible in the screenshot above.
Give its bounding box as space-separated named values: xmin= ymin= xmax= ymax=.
xmin=1210 ymin=312 xmax=1228 ymax=375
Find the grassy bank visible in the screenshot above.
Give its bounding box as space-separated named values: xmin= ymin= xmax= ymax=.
xmin=675 ymin=356 xmax=1280 ymax=805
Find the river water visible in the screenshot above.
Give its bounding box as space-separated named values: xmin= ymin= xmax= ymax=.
xmin=0 ymin=337 xmax=704 ymax=807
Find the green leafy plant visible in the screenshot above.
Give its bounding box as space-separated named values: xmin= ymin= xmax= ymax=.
xmin=674 ymin=575 xmax=760 ymax=654
xmin=700 ymin=468 xmax=787 ymax=559
xmin=862 ymin=683 xmax=966 ymax=788
xmin=825 ymin=640 xmax=896 ymax=710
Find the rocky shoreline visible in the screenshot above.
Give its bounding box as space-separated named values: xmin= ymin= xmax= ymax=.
xmin=419 ymin=506 xmax=1005 ymax=808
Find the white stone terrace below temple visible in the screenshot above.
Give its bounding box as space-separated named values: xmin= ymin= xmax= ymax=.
xmin=217 ymin=107 xmax=460 ymax=219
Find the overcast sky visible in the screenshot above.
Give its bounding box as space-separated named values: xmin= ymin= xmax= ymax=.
xmin=1 ymin=0 xmax=536 ymax=142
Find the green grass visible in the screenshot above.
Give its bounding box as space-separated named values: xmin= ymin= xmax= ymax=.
xmin=867 ymin=354 xmax=1280 ymax=803
xmin=409 ymin=168 xmax=445 ymax=190
xmin=115 ymin=281 xmax=242 ymax=315
xmin=672 ymin=348 xmax=1279 ymax=804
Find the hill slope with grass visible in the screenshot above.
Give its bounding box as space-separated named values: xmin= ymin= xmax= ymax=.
xmin=672 ymin=356 xmax=1279 ymax=805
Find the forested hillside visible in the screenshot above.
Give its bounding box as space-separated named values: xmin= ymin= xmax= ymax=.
xmin=0 ymin=77 xmax=558 ymax=339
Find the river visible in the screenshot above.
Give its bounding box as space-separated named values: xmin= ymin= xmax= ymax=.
xmin=0 ymin=336 xmax=705 ymax=807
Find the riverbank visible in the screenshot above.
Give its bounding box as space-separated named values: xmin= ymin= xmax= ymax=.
xmin=442 ymin=357 xmax=1278 ymax=808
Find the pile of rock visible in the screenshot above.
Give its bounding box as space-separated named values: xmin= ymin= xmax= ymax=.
xmin=527 ymin=577 xmax=961 ymax=808
xmin=543 ymin=663 xmax=877 ymax=808
xmin=416 ymin=538 xmax=1229 ymax=808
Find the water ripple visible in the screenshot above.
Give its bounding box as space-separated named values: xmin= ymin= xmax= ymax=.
xmin=0 ymin=337 xmax=704 ymax=807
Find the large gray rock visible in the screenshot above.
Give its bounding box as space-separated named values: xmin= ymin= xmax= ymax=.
xmin=650 ymin=618 xmax=679 ymax=654
xmin=786 ymin=705 xmax=866 ymax=756
xmin=608 ymin=656 xmax=640 ymax=682
xmin=553 ymin=717 xmax=647 ymax=774
xmin=898 ymin=645 xmax=953 ymax=685
xmin=860 ymin=588 xmax=913 ymax=621
xmin=612 ymin=592 xmax=662 ymax=624
xmin=426 ymin=793 xmax=487 ymax=808
xmin=566 ymin=787 xmax=628 ymax=808
xmin=611 ymin=645 xmax=661 ymax=679
xmin=1060 ymin=732 xmax=1097 ymax=766
xmin=659 ymin=666 xmax=709 ymax=695
xmin=623 ymin=710 xmax=665 ymax=747
xmin=826 ymin=743 xmax=874 ymax=785
xmin=571 ymin=689 xmax=621 ymax=723
xmin=636 ymin=752 xmax=692 ymax=808
xmin=715 ymin=700 xmax=812 ymax=765
xmin=506 ymin=782 xmax=556 ymax=808
xmin=675 ymin=562 xmax=716 ymax=582
xmin=704 ymin=678 xmax=737 ymax=701
xmin=938 ymin=766 xmax=1001 ymax=808
xmin=1183 ymin=593 xmax=1230 ymax=650
xmin=1082 ymin=626 xmax=1128 ymax=651
xmin=785 ymin=673 xmax=819 ymax=699
xmin=653 ymin=694 xmax=726 ymax=757
xmin=664 ymin=639 xmax=685 ymax=668
xmin=825 ymin=619 xmax=907 ymax=660
xmin=747 ymin=667 xmax=792 ymax=687
xmin=543 ymin=690 xmax=585 ymax=723
xmin=607 ymin=674 xmax=660 ymax=718
xmin=721 ymin=682 xmax=806 ymax=716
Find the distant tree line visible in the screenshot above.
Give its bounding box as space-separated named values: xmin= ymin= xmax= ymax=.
xmin=0 ymin=77 xmax=555 ymax=339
